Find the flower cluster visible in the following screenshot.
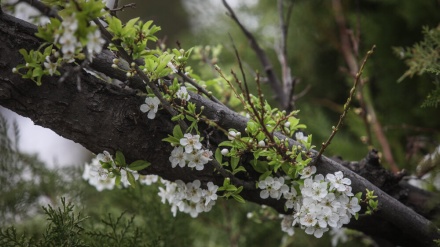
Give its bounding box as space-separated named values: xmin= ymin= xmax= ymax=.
xmin=55 ymin=14 xmax=105 ymax=62
xmin=56 ymin=14 xmax=80 ymax=62
xmin=82 ymin=151 xmax=139 ymax=191
xmin=169 ymin=133 xmax=212 ymax=170
xmin=158 ymin=179 xmax=218 ymax=217
xmin=278 ymin=169 xmax=361 ymax=238
xmin=82 ymin=151 xmax=115 ymax=191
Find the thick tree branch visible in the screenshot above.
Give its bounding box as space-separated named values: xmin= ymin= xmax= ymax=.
xmin=0 ymin=13 xmax=439 ymax=246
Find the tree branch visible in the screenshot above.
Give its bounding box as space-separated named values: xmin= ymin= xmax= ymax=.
xmin=0 ymin=12 xmax=439 ymax=246
xmin=222 ymin=0 xmax=288 ymax=109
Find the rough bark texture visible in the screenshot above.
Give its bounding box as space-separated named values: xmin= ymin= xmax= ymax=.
xmin=0 ymin=13 xmax=439 ymax=246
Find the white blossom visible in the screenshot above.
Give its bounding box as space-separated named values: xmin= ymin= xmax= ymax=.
xmin=281 ymin=215 xmax=295 ymax=236
xmin=167 ymin=61 xmax=178 ymax=73
xmin=299 ymin=165 xmax=317 ymax=179
xmin=86 ymin=29 xmax=106 ymax=60
xmin=283 ymin=186 xmax=300 ymax=209
xmin=139 ymin=175 xmax=159 ymax=185
xmin=169 ymin=146 xmax=186 ymax=168
xmin=221 ymin=148 xmax=229 ymax=156
xmin=120 ymin=169 xmax=139 ymax=187
xmin=140 ymin=96 xmax=160 ymax=119
xmin=204 ymin=182 xmax=218 ymax=206
xmin=43 ymin=56 xmax=57 ymax=76
xmin=258 ymin=140 xmax=266 ymax=147
xmin=330 ymin=227 xmax=348 ymax=247
xmin=180 ymin=133 xmax=202 ymax=153
xmin=259 ymin=176 xmax=288 ymax=199
xmin=227 ymin=130 xmax=241 ymax=140
xmin=176 ymin=86 xmax=191 ymax=101
xmin=186 ymin=149 xmax=211 ymax=171
xmin=326 ymin=171 xmax=351 ymax=192
xmin=295 ymin=131 xmax=308 ymax=142
xmin=82 ymin=154 xmax=115 ymax=191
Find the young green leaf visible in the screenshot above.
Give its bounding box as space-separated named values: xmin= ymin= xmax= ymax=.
xmin=128 ymin=160 xmax=151 ymax=171
xmin=231 ymin=194 xmax=245 ymax=204
xmin=127 ymin=171 xmax=136 ymax=189
xmin=115 ymin=151 xmax=126 ymax=166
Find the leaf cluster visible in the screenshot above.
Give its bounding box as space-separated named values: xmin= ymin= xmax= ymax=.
xmin=396 ymin=25 xmax=440 ymax=107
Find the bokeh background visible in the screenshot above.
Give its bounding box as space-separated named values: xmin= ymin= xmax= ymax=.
xmin=1 ymin=0 xmax=439 ymax=246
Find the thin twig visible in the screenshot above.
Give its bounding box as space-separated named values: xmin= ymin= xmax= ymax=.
xmin=222 ymin=0 xmax=288 ymax=109
xmin=107 ymin=3 xmax=136 ymax=17
xmin=177 ymin=71 xmax=225 ymax=106
xmin=332 ymin=0 xmax=398 ymax=173
xmin=316 ymin=45 xmax=376 ymax=162
xmin=228 ymin=34 xmax=248 ymax=90
xmin=277 ymin=0 xmax=296 ymax=111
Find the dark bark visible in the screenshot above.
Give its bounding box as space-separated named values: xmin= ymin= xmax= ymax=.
xmin=0 ymin=13 xmax=439 ymax=246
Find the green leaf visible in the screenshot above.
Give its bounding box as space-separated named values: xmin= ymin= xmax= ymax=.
xmin=224 ymin=184 xmax=237 ymax=192
xmin=231 ymin=156 xmax=240 ymax=170
xmin=246 ymin=121 xmax=259 ymax=135
xmin=115 ymin=151 xmax=126 ymax=166
xmin=232 ymin=166 xmax=246 ymax=175
xmin=19 ymin=49 xmax=30 ymax=61
xmin=128 ymin=160 xmax=151 ymax=171
xmin=219 ymin=141 xmax=234 ymax=147
xmin=231 ymin=194 xmax=245 ymax=203
xmin=171 ymin=114 xmax=184 ymax=121
xmin=355 ymin=192 xmax=363 ymax=201
xmin=32 ymin=67 xmax=43 ymax=78
xmin=250 ymin=160 xmax=268 ymax=174
xmin=187 ymin=102 xmax=196 ymax=114
xmin=162 ymin=136 xmax=180 ymax=145
xmin=107 ymin=16 xmax=123 ymax=36
xmin=215 ymin=148 xmax=223 ymax=163
xmin=115 ymin=175 xmax=121 ymax=186
xmin=127 ymin=171 xmax=136 ymax=189
xmin=172 ymin=125 xmax=184 ymax=139
xmin=126 ymin=17 xmax=140 ymax=29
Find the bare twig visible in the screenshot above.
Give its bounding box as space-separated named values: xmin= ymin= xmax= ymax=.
xmin=277 ymin=0 xmax=296 ymax=111
xmin=222 ymin=0 xmax=288 ymax=109
xmin=177 ymin=71 xmax=225 ymax=106
xmin=316 ymin=45 xmax=376 ymax=162
xmin=107 ymin=3 xmax=136 ymax=17
xmin=332 ymin=0 xmax=398 ymax=173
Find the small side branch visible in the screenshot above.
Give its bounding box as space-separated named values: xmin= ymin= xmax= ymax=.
xmin=277 ymin=0 xmax=296 ymax=111
xmin=222 ymin=0 xmax=288 ymax=109
xmin=316 ymin=45 xmax=376 ymax=162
